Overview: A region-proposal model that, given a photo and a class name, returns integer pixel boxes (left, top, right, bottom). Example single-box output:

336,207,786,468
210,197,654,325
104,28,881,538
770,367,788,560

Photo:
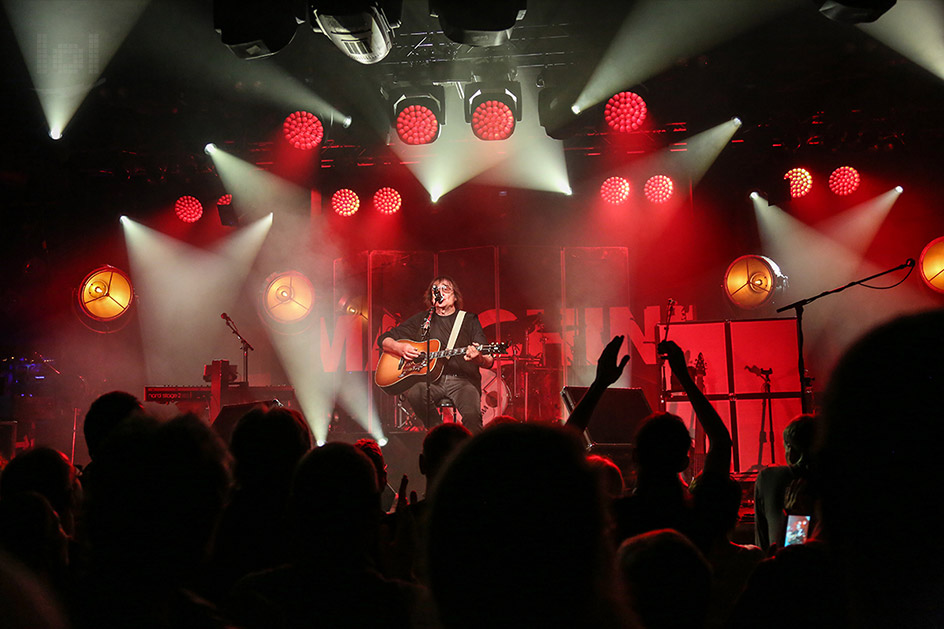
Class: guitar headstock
482,342,508,355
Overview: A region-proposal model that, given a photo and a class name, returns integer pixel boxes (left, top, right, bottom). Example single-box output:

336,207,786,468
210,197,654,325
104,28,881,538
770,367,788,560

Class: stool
437,397,457,423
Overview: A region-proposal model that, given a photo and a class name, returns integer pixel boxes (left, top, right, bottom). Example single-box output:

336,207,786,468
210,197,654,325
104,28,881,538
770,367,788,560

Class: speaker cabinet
561,386,653,445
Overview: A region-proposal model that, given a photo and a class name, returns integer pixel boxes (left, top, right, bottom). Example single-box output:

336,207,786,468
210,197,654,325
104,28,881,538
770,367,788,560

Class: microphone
906,258,915,268
221,313,232,322
432,285,443,304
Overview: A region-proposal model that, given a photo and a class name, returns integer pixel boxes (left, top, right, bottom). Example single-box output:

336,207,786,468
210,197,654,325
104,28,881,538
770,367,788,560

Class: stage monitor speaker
211,399,280,445
561,387,652,445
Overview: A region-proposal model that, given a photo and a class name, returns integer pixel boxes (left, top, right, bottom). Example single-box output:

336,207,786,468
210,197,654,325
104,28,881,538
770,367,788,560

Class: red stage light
600,177,630,205
332,189,360,216
373,187,401,214
217,194,233,206
175,195,203,222
644,175,674,204
471,100,515,141
604,91,647,132
283,111,324,150
784,168,813,198
396,105,439,145
828,166,860,196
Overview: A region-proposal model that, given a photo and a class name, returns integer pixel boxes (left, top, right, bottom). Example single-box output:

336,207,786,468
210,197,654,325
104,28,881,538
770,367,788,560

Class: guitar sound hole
413,354,427,365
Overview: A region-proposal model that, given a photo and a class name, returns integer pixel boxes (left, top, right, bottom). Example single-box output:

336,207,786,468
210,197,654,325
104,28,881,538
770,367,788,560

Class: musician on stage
378,276,493,433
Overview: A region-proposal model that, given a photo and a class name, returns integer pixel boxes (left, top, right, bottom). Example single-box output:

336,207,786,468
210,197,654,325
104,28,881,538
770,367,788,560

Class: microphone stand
224,317,255,384
776,259,914,413
421,300,436,426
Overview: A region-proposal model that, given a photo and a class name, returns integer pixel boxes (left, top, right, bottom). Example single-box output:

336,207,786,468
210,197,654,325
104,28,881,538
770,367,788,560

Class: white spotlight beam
752,198,937,374
815,189,900,257
673,118,742,185
859,2,944,81
207,146,311,216
5,0,149,137
574,0,795,114
122,217,270,384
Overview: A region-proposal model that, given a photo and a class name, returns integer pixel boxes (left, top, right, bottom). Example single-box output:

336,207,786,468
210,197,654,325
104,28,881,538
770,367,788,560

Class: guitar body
375,339,445,395
375,339,508,396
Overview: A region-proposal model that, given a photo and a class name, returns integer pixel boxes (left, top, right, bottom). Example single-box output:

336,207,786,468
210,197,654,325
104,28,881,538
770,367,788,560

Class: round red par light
644,175,674,204
373,187,401,214
175,195,203,222
332,189,360,216
396,105,439,145
283,111,324,150
828,166,860,196
604,91,647,132
471,100,515,141
600,177,630,205
784,168,813,198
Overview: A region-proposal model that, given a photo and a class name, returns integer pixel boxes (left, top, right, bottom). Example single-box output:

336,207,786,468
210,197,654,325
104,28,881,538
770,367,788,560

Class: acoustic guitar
375,339,508,395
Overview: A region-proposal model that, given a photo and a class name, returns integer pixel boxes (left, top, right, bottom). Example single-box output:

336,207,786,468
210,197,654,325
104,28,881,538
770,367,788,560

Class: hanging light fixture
723,255,788,309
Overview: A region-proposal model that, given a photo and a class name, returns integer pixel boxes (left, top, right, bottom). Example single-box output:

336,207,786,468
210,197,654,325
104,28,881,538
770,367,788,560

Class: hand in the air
595,335,630,387
657,340,687,375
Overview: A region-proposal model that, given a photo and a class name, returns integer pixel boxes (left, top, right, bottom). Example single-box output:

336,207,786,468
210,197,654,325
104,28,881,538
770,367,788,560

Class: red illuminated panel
283,111,324,150
784,167,813,198
828,166,860,196
604,91,647,132
471,100,515,141
332,189,360,216
600,176,630,205
643,175,674,204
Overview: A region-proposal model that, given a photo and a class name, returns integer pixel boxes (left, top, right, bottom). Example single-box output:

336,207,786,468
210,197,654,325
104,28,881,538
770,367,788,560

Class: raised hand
595,335,630,387
657,340,688,376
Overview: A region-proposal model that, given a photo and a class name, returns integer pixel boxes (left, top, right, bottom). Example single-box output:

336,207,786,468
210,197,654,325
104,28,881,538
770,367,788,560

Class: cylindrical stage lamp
919,236,944,293
75,265,134,332
723,255,788,309
261,270,315,332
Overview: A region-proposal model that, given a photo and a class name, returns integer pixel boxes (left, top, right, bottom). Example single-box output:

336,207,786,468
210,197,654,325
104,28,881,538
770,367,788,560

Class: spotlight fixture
260,270,315,332
214,0,300,59
784,168,813,198
373,187,401,214
464,81,522,141
175,196,204,223
332,189,360,216
308,0,402,64
337,295,367,319
723,255,788,309
75,265,134,332
600,177,630,205
919,236,944,293
828,166,860,196
388,84,445,145
217,194,240,226
283,111,324,150
430,0,526,46
604,91,648,133
643,175,674,204
817,0,895,24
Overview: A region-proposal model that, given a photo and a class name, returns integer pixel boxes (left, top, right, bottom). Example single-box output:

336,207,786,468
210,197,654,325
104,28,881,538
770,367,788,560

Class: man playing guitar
378,276,494,433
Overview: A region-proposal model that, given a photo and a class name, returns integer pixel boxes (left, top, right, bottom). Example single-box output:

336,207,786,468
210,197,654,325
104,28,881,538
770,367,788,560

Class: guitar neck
430,345,475,359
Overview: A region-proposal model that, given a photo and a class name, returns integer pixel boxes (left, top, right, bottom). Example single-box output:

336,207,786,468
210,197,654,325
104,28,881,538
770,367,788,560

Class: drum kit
480,313,564,425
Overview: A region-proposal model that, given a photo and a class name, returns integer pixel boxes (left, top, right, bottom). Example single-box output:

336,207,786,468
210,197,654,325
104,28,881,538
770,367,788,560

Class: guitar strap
446,311,466,351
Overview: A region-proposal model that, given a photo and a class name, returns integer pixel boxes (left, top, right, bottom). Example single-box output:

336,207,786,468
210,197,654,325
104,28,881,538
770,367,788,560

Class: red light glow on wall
600,176,631,205
828,166,860,196
784,168,813,198
643,175,674,204
175,196,203,223
283,111,324,150
332,189,360,216
604,91,647,132
396,105,439,145
471,100,515,140
373,187,402,214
